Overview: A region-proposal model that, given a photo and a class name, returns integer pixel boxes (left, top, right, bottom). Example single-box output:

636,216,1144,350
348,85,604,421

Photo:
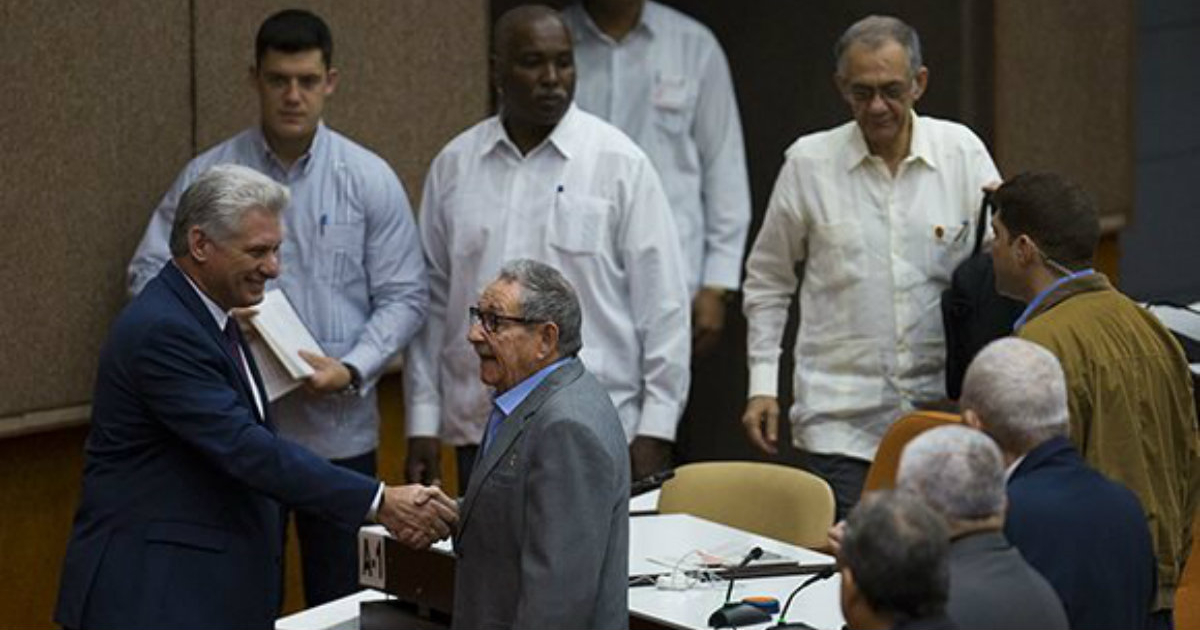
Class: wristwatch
341,362,363,396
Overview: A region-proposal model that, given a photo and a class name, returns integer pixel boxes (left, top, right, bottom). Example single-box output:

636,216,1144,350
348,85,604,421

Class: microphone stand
770,566,837,629
707,547,770,628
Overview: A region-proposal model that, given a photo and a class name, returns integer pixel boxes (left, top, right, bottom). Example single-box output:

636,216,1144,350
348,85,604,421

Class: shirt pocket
807,221,868,292
548,193,612,256
925,219,973,281
651,74,693,136
317,222,366,283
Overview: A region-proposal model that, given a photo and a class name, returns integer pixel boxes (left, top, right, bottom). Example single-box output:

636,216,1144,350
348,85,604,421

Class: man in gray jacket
452,259,629,630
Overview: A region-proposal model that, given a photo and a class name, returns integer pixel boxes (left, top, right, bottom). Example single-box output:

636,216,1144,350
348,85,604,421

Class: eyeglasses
468,306,543,334
846,81,911,104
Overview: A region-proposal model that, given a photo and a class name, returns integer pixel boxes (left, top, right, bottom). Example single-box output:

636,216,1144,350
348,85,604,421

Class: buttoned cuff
748,362,780,399
406,402,442,438
702,256,743,292
342,346,389,395
636,399,681,442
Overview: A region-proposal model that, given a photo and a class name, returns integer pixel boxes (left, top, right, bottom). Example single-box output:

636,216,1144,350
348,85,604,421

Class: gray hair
961,338,1069,455
897,425,1006,522
497,259,583,356
842,490,950,620
834,15,923,78
169,164,289,256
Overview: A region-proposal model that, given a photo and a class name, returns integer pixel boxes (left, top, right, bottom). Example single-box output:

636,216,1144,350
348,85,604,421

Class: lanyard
1013,268,1096,331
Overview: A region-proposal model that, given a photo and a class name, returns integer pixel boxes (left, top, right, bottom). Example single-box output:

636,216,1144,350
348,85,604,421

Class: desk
628,514,843,630
281,514,844,630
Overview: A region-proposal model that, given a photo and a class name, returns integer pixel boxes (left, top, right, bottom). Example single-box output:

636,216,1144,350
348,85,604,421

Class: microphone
770,565,838,629
631,468,675,496
708,547,770,628
723,547,764,602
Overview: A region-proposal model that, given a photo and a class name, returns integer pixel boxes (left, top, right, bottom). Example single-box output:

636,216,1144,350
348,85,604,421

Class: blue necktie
482,406,505,454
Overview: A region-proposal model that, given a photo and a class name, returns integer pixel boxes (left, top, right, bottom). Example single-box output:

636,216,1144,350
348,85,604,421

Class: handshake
377,484,460,549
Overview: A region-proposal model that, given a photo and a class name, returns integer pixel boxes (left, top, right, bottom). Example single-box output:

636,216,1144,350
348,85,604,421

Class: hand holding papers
248,289,323,401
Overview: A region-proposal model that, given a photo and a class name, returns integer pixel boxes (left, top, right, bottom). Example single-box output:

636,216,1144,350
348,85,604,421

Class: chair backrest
657,461,835,549
1176,510,1200,629
862,411,963,493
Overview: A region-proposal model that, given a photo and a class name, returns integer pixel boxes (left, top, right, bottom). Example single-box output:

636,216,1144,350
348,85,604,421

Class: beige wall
994,0,1135,233
0,2,485,627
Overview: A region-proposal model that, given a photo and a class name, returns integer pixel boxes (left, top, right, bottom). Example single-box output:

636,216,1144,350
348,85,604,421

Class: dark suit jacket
452,359,630,630
54,263,378,630
946,530,1069,630
1005,436,1156,630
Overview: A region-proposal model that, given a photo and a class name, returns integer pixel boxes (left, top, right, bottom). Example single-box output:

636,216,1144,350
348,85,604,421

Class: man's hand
298,350,352,394
741,395,780,455
630,436,673,481
405,437,443,486
377,484,459,549
692,288,728,358
827,519,846,560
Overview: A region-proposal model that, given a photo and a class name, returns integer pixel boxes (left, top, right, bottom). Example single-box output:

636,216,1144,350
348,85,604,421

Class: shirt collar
251,121,327,176
843,110,936,171
492,356,573,417
174,260,230,331
484,103,580,161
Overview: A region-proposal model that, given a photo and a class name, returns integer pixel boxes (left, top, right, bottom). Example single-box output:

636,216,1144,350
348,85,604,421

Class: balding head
897,426,1007,527
961,338,1069,456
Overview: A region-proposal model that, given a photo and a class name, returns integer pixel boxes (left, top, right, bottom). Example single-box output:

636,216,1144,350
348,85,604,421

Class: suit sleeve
513,419,621,627
134,318,377,528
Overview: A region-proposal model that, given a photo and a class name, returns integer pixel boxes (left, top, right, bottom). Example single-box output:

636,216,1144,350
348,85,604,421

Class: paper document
249,289,324,400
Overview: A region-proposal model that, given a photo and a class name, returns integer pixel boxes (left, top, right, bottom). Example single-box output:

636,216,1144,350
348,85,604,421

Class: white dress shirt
743,113,999,460
405,104,691,445
562,2,750,294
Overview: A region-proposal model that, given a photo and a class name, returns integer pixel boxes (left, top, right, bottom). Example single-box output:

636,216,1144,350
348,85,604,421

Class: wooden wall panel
192,0,488,197
0,1,192,419
994,0,1135,232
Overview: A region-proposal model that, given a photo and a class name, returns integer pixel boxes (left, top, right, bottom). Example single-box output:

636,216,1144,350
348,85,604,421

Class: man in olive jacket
990,171,1198,621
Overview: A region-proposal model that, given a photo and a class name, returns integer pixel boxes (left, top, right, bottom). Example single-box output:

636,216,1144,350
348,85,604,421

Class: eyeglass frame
468,306,545,334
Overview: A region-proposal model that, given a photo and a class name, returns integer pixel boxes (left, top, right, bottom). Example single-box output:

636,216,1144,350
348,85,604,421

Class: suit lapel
457,360,585,536
160,263,268,424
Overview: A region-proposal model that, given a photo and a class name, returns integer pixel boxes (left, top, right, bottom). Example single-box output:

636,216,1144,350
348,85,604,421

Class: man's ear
324,67,340,97
911,66,929,101
1014,234,1040,267
538,321,560,359
962,408,983,430
189,226,212,263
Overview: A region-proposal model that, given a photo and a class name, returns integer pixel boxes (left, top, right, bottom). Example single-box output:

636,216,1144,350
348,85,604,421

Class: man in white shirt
561,0,750,356
404,5,690,486
741,15,999,518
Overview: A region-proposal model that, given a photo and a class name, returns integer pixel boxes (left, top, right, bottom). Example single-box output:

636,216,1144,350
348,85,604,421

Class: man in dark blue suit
55,164,457,630
961,337,1156,630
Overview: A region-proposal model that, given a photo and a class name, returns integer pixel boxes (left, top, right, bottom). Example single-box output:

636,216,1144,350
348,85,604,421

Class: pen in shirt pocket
952,220,969,243
320,213,327,237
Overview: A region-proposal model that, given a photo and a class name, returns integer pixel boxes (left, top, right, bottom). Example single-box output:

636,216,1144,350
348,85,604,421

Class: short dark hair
993,171,1100,270
255,9,333,68
841,490,950,621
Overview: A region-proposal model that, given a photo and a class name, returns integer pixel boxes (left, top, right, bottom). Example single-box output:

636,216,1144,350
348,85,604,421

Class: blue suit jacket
1005,436,1156,630
55,263,378,630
